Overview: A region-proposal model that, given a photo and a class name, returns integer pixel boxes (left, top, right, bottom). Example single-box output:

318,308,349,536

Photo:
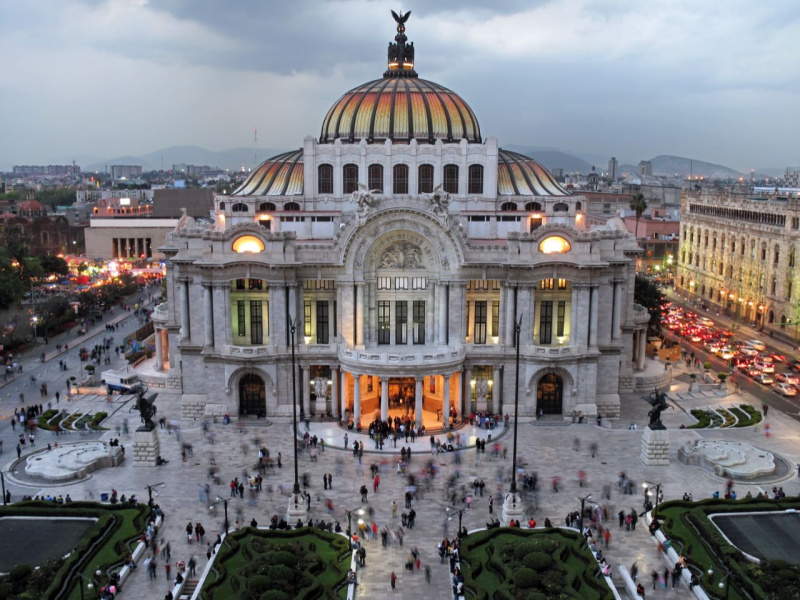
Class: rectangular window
250,300,263,344
395,277,408,290
539,300,553,345
530,218,543,232
236,278,245,290
558,279,567,290
411,277,427,290
249,278,263,290
556,300,566,337
316,301,329,344
304,300,312,337
491,301,500,337
333,300,337,339
265,300,269,336
539,279,555,290
396,301,408,344
237,300,246,337
413,300,425,344
377,277,392,290
378,301,391,345
465,301,470,338
474,300,487,344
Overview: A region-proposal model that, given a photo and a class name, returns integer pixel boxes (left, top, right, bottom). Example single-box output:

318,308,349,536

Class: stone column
353,374,361,425
464,366,473,415
438,282,448,345
203,283,214,348
426,285,435,344
518,286,532,346
213,283,227,350
179,278,190,341
381,378,389,422
506,285,516,346
637,330,647,371
570,286,579,345
415,377,423,427
288,284,297,324
356,282,365,347
301,366,310,416
442,374,451,428
578,285,591,348
589,285,599,348
611,281,622,341
154,327,163,371
493,366,502,415
331,367,340,418
466,299,474,341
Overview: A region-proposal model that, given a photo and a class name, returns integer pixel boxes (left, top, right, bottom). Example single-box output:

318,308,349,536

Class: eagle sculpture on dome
391,10,411,25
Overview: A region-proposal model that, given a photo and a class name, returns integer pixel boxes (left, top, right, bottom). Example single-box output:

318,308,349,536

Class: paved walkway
2,362,799,599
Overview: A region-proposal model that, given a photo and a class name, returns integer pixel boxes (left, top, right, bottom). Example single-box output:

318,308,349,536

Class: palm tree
629,192,648,239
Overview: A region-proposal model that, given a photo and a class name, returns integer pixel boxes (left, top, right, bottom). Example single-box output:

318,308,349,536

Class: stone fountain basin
24,442,124,482
678,440,775,479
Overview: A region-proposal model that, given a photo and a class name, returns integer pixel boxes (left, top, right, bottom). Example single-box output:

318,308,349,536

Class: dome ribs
367,77,394,141
278,150,305,196
349,79,384,141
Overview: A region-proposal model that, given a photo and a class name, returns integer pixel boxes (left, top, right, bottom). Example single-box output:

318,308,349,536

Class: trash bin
100,493,109,502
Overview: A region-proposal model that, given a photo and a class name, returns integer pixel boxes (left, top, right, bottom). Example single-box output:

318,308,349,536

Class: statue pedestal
315,399,328,415
287,491,308,525
132,428,160,467
501,491,524,526
641,427,670,466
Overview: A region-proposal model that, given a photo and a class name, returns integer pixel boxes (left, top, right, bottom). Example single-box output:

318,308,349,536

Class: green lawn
200,527,352,600
0,501,151,600
458,527,614,600
658,498,800,600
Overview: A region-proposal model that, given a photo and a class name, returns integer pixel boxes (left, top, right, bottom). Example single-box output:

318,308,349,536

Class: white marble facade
156,26,646,424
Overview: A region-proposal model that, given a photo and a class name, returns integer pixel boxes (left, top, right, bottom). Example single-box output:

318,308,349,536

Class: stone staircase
179,578,199,599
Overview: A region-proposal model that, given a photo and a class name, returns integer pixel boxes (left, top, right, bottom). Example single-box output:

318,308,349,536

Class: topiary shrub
9,564,32,584
523,551,552,572
266,564,294,585
514,567,539,589
260,590,290,600
247,575,272,596
272,550,298,568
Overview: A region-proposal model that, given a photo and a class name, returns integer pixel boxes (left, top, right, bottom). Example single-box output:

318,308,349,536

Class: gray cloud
0,0,797,172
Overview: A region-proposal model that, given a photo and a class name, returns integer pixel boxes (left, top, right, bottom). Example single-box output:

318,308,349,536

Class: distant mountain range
82,145,287,173
35,144,784,181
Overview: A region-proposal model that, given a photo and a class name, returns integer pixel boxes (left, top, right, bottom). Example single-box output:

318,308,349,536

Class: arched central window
443,164,459,194
418,164,434,194
343,164,359,194
368,164,384,192
393,164,409,194
501,202,517,211
318,164,333,194
468,164,484,195
231,202,248,213
526,201,542,211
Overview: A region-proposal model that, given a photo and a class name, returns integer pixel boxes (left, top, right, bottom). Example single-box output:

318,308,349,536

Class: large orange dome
319,77,481,144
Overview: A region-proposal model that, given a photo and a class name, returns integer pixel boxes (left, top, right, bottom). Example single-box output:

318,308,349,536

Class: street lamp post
210,497,230,533
502,317,524,526
0,471,13,506
643,481,662,519
707,567,732,600
446,505,465,537
145,482,165,509
72,569,102,600
287,317,307,524
344,507,364,550
577,494,593,534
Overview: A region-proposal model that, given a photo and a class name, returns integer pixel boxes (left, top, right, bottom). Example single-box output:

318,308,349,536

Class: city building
676,190,800,342
109,165,143,179
638,161,653,177
12,164,81,176
608,157,618,182
621,174,682,211
153,15,647,425
785,168,799,187
83,189,212,260
586,166,599,191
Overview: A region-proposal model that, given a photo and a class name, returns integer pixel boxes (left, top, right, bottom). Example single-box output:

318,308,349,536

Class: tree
39,254,69,277
634,274,664,332
629,192,648,239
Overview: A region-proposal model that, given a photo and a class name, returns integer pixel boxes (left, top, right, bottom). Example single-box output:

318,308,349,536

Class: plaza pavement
2,354,800,600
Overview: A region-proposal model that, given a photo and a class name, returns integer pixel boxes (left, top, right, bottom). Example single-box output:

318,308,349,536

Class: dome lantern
384,10,417,78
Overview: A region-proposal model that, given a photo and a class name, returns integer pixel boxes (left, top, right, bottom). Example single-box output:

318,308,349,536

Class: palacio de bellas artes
156,13,647,430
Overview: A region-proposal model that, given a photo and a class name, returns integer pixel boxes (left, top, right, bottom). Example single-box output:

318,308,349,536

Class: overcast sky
1,0,797,172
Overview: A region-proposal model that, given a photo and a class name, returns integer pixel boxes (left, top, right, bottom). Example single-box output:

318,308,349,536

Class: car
769,353,786,362
717,348,736,360
690,333,704,343
774,372,799,385
705,342,722,353
746,340,766,351
698,317,714,327
772,382,797,396
740,347,759,358
755,362,775,373
718,329,734,338
758,353,774,363
753,373,774,385
743,366,762,378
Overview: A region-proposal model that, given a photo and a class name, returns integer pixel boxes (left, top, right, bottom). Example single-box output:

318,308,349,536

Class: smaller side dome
497,150,568,197
20,199,44,211
232,149,303,196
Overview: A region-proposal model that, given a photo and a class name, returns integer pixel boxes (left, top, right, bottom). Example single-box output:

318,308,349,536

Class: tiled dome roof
319,77,481,144
20,199,44,211
497,150,569,196
231,150,303,197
